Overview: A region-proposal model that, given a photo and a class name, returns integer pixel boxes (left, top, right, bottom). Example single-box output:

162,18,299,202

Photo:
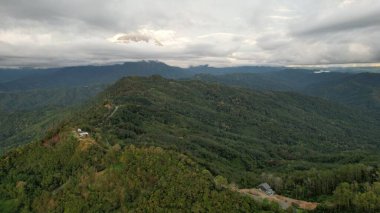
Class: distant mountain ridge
0,61,185,91
305,72,380,110
195,71,380,111
2,61,379,113
0,61,288,91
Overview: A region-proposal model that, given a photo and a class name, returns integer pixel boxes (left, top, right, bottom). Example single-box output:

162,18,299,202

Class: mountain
305,72,380,111
0,61,289,92
187,65,285,75
71,77,380,197
195,69,352,91
1,76,380,212
0,68,55,83
0,61,193,151
195,71,380,112
0,107,67,153
3,63,379,156
0,85,105,112
1,129,278,212
0,61,186,91
2,62,378,93
0,85,107,153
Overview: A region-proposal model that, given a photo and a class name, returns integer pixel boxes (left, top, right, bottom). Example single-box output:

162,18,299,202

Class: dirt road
238,188,318,210
107,105,119,119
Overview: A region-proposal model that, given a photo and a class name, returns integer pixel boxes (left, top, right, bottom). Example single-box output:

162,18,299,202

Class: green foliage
2,75,380,211
305,73,380,111
0,85,105,153
315,181,380,212
0,85,105,112
214,175,228,189
0,107,68,153
260,164,378,200
76,76,380,189
195,71,380,112
0,130,284,212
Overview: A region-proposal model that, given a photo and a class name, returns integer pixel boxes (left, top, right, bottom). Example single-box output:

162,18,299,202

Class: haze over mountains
0,61,287,91
1,61,380,111
1,61,380,153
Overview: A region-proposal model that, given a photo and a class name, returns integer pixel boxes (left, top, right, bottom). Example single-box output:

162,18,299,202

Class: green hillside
0,108,68,154
194,71,380,112
0,85,105,112
1,76,380,212
72,77,380,197
0,129,282,212
0,85,106,153
305,73,380,111
194,70,350,92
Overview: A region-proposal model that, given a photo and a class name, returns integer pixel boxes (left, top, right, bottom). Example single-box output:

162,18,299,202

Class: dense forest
195,71,380,112
73,76,379,211
0,108,66,153
0,128,284,212
1,67,380,212
0,85,105,153
0,86,105,112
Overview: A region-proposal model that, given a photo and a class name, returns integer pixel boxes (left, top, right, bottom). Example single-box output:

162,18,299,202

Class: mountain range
1,61,380,212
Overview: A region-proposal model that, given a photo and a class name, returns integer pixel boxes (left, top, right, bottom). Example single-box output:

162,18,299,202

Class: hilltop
1,128,280,212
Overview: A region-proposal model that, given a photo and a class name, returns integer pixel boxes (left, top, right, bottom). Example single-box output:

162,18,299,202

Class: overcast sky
0,0,380,68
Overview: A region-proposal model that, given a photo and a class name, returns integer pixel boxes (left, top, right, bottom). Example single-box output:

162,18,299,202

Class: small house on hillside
258,183,275,195
77,128,89,138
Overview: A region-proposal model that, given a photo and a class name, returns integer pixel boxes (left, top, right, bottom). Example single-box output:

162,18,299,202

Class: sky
0,0,380,68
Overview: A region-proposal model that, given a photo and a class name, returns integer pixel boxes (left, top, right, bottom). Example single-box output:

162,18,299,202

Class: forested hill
78,76,380,212
1,129,279,212
195,71,380,111
0,85,106,153
0,86,105,112
74,77,380,193
1,76,380,212
304,72,380,111
194,69,351,91
0,61,185,91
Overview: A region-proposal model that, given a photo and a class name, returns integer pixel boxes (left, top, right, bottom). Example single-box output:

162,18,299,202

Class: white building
77,128,89,137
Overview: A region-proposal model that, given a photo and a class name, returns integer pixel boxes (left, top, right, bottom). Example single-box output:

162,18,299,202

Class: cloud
296,10,380,36
0,0,379,67
109,32,163,46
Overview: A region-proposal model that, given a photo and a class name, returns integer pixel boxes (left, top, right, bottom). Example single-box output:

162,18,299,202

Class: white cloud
0,0,379,67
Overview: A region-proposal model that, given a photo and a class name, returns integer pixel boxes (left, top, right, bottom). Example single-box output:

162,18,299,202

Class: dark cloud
296,10,380,36
114,33,163,46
